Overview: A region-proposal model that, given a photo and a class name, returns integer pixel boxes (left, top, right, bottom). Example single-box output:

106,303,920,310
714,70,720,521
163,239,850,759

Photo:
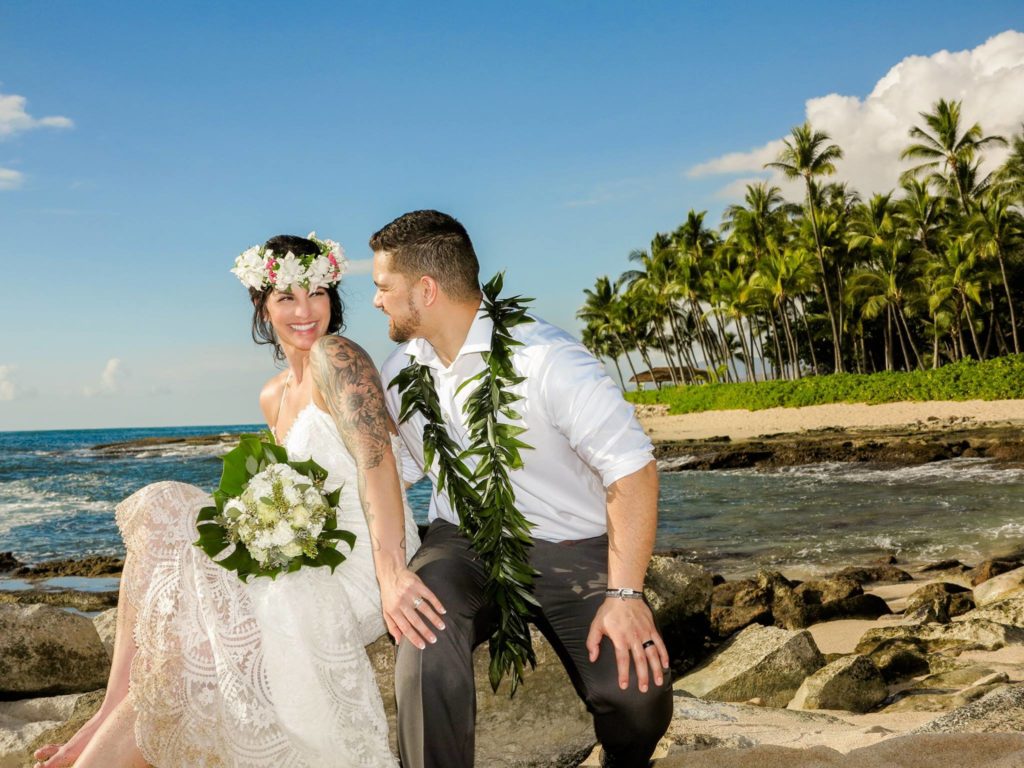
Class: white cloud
83,358,127,397
689,30,1024,200
0,91,73,139
0,366,17,401
0,167,23,190
346,258,374,276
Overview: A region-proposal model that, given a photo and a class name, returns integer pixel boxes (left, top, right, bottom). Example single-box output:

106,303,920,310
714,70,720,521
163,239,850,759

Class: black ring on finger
642,639,656,649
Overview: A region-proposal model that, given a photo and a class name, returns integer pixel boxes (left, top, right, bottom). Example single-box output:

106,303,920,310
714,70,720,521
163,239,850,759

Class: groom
373,210,673,768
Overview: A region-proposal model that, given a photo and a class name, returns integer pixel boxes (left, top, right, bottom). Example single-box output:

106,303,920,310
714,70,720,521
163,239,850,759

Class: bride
33,234,445,768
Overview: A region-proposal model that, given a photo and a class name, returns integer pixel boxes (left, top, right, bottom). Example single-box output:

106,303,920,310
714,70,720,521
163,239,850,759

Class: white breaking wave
752,458,1024,486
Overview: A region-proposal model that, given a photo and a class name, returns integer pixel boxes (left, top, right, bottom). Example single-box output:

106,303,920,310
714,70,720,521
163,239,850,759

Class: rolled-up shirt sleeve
537,342,654,487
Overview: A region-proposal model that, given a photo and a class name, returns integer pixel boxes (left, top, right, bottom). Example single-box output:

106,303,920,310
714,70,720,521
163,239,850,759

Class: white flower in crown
231,232,347,292
231,246,267,290
274,252,305,292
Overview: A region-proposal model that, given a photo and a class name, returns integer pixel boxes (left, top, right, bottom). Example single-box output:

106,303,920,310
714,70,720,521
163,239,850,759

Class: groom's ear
420,275,441,307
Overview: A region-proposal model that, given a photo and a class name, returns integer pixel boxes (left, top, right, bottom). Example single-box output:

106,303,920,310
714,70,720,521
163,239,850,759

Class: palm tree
577,276,640,385
997,124,1024,204
969,193,1024,353
766,122,846,371
901,98,1006,213
930,237,986,360
847,194,926,370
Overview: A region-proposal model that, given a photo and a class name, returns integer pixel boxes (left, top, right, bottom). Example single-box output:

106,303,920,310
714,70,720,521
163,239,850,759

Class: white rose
281,541,304,559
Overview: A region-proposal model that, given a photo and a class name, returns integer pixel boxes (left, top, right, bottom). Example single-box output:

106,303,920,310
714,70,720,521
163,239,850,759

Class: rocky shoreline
5,552,1024,766
654,421,1024,472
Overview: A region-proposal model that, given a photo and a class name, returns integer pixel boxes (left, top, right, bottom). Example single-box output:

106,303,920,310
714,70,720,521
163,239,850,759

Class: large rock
829,564,913,585
92,608,118,660
676,624,825,708
0,692,97,768
968,558,1023,587
962,597,1024,629
788,654,887,713
881,666,1007,714
368,628,595,767
975,566,1024,606
903,582,975,624
0,605,110,696
865,637,930,682
914,682,1024,734
855,618,1024,657
644,556,714,674
711,604,771,638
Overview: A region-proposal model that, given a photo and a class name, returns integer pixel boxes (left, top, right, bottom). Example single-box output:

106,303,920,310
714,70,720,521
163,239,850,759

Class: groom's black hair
249,234,345,362
369,210,481,302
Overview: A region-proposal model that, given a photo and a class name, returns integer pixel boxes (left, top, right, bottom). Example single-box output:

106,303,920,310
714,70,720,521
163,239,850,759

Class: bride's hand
378,565,446,650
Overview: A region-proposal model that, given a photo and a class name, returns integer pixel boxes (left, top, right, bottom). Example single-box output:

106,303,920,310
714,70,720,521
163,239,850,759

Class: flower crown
232,232,347,293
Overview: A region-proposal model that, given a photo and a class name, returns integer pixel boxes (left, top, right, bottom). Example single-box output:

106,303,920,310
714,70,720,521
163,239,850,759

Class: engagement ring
413,597,423,609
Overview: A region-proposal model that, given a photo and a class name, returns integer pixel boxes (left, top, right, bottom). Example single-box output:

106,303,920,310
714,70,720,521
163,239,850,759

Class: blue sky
1,1,1021,430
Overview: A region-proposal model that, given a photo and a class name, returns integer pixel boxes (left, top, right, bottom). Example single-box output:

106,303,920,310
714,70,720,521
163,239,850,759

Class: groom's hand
378,565,446,650
586,598,669,693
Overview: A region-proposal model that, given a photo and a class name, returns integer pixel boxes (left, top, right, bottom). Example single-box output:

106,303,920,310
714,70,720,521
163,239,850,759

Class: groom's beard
388,300,422,343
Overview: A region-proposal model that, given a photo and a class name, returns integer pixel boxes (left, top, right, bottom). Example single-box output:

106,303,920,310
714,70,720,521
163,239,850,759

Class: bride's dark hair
250,234,345,361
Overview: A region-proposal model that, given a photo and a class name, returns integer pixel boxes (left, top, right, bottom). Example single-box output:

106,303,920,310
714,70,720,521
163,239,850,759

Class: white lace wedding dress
116,404,417,768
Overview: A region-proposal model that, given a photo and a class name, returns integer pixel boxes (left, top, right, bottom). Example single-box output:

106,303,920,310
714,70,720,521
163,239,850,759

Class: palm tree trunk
612,332,641,389
796,301,820,373
963,300,983,359
804,180,844,373
781,303,801,378
996,248,1020,354
652,324,679,386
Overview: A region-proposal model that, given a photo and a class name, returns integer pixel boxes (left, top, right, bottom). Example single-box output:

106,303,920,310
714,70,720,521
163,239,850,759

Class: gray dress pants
395,519,673,768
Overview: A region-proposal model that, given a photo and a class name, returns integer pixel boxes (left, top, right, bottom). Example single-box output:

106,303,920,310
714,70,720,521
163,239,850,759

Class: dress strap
272,370,293,439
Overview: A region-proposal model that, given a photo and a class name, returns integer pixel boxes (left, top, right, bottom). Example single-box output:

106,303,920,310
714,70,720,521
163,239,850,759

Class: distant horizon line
0,421,266,436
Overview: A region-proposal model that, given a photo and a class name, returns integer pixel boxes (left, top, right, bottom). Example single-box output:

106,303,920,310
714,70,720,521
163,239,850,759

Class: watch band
605,587,644,600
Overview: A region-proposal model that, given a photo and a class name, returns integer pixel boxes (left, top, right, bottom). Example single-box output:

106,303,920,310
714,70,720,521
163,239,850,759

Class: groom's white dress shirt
381,307,654,542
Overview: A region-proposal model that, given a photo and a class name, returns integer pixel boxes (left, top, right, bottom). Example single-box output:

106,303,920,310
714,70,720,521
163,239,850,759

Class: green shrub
626,355,1024,414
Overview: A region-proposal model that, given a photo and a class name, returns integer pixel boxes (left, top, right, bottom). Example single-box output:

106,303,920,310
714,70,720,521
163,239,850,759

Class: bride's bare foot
32,711,104,768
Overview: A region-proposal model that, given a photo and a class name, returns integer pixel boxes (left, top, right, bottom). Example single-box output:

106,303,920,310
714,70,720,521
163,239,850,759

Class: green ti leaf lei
391,273,538,694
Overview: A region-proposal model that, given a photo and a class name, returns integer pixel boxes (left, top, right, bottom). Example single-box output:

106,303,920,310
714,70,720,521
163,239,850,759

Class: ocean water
2,425,1024,577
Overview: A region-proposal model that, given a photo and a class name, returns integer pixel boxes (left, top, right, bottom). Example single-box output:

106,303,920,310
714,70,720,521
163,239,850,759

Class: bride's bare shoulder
258,370,290,424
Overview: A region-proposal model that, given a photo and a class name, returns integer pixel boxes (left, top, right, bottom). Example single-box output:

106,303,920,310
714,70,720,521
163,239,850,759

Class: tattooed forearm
310,336,391,470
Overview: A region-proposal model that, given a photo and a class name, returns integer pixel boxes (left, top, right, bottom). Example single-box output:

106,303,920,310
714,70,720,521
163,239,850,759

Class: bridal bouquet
195,435,355,580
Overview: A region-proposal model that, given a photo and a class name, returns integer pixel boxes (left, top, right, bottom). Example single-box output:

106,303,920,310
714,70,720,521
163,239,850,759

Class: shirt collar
405,302,492,370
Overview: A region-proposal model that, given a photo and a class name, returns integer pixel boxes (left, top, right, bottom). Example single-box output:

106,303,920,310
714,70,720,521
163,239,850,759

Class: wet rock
676,624,825,708
644,556,714,674
855,618,1024,657
828,564,913,585
919,559,970,573
794,578,861,606
788,654,888,713
13,556,124,579
0,589,119,613
0,552,21,573
866,638,930,682
905,582,974,621
968,558,1023,587
0,605,110,696
975,566,1024,606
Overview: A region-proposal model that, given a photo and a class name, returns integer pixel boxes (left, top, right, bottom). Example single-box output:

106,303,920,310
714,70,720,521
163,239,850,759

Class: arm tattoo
311,336,390,471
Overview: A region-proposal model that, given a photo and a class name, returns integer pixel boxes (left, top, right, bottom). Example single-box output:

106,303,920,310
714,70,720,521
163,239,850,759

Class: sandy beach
638,399,1024,443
